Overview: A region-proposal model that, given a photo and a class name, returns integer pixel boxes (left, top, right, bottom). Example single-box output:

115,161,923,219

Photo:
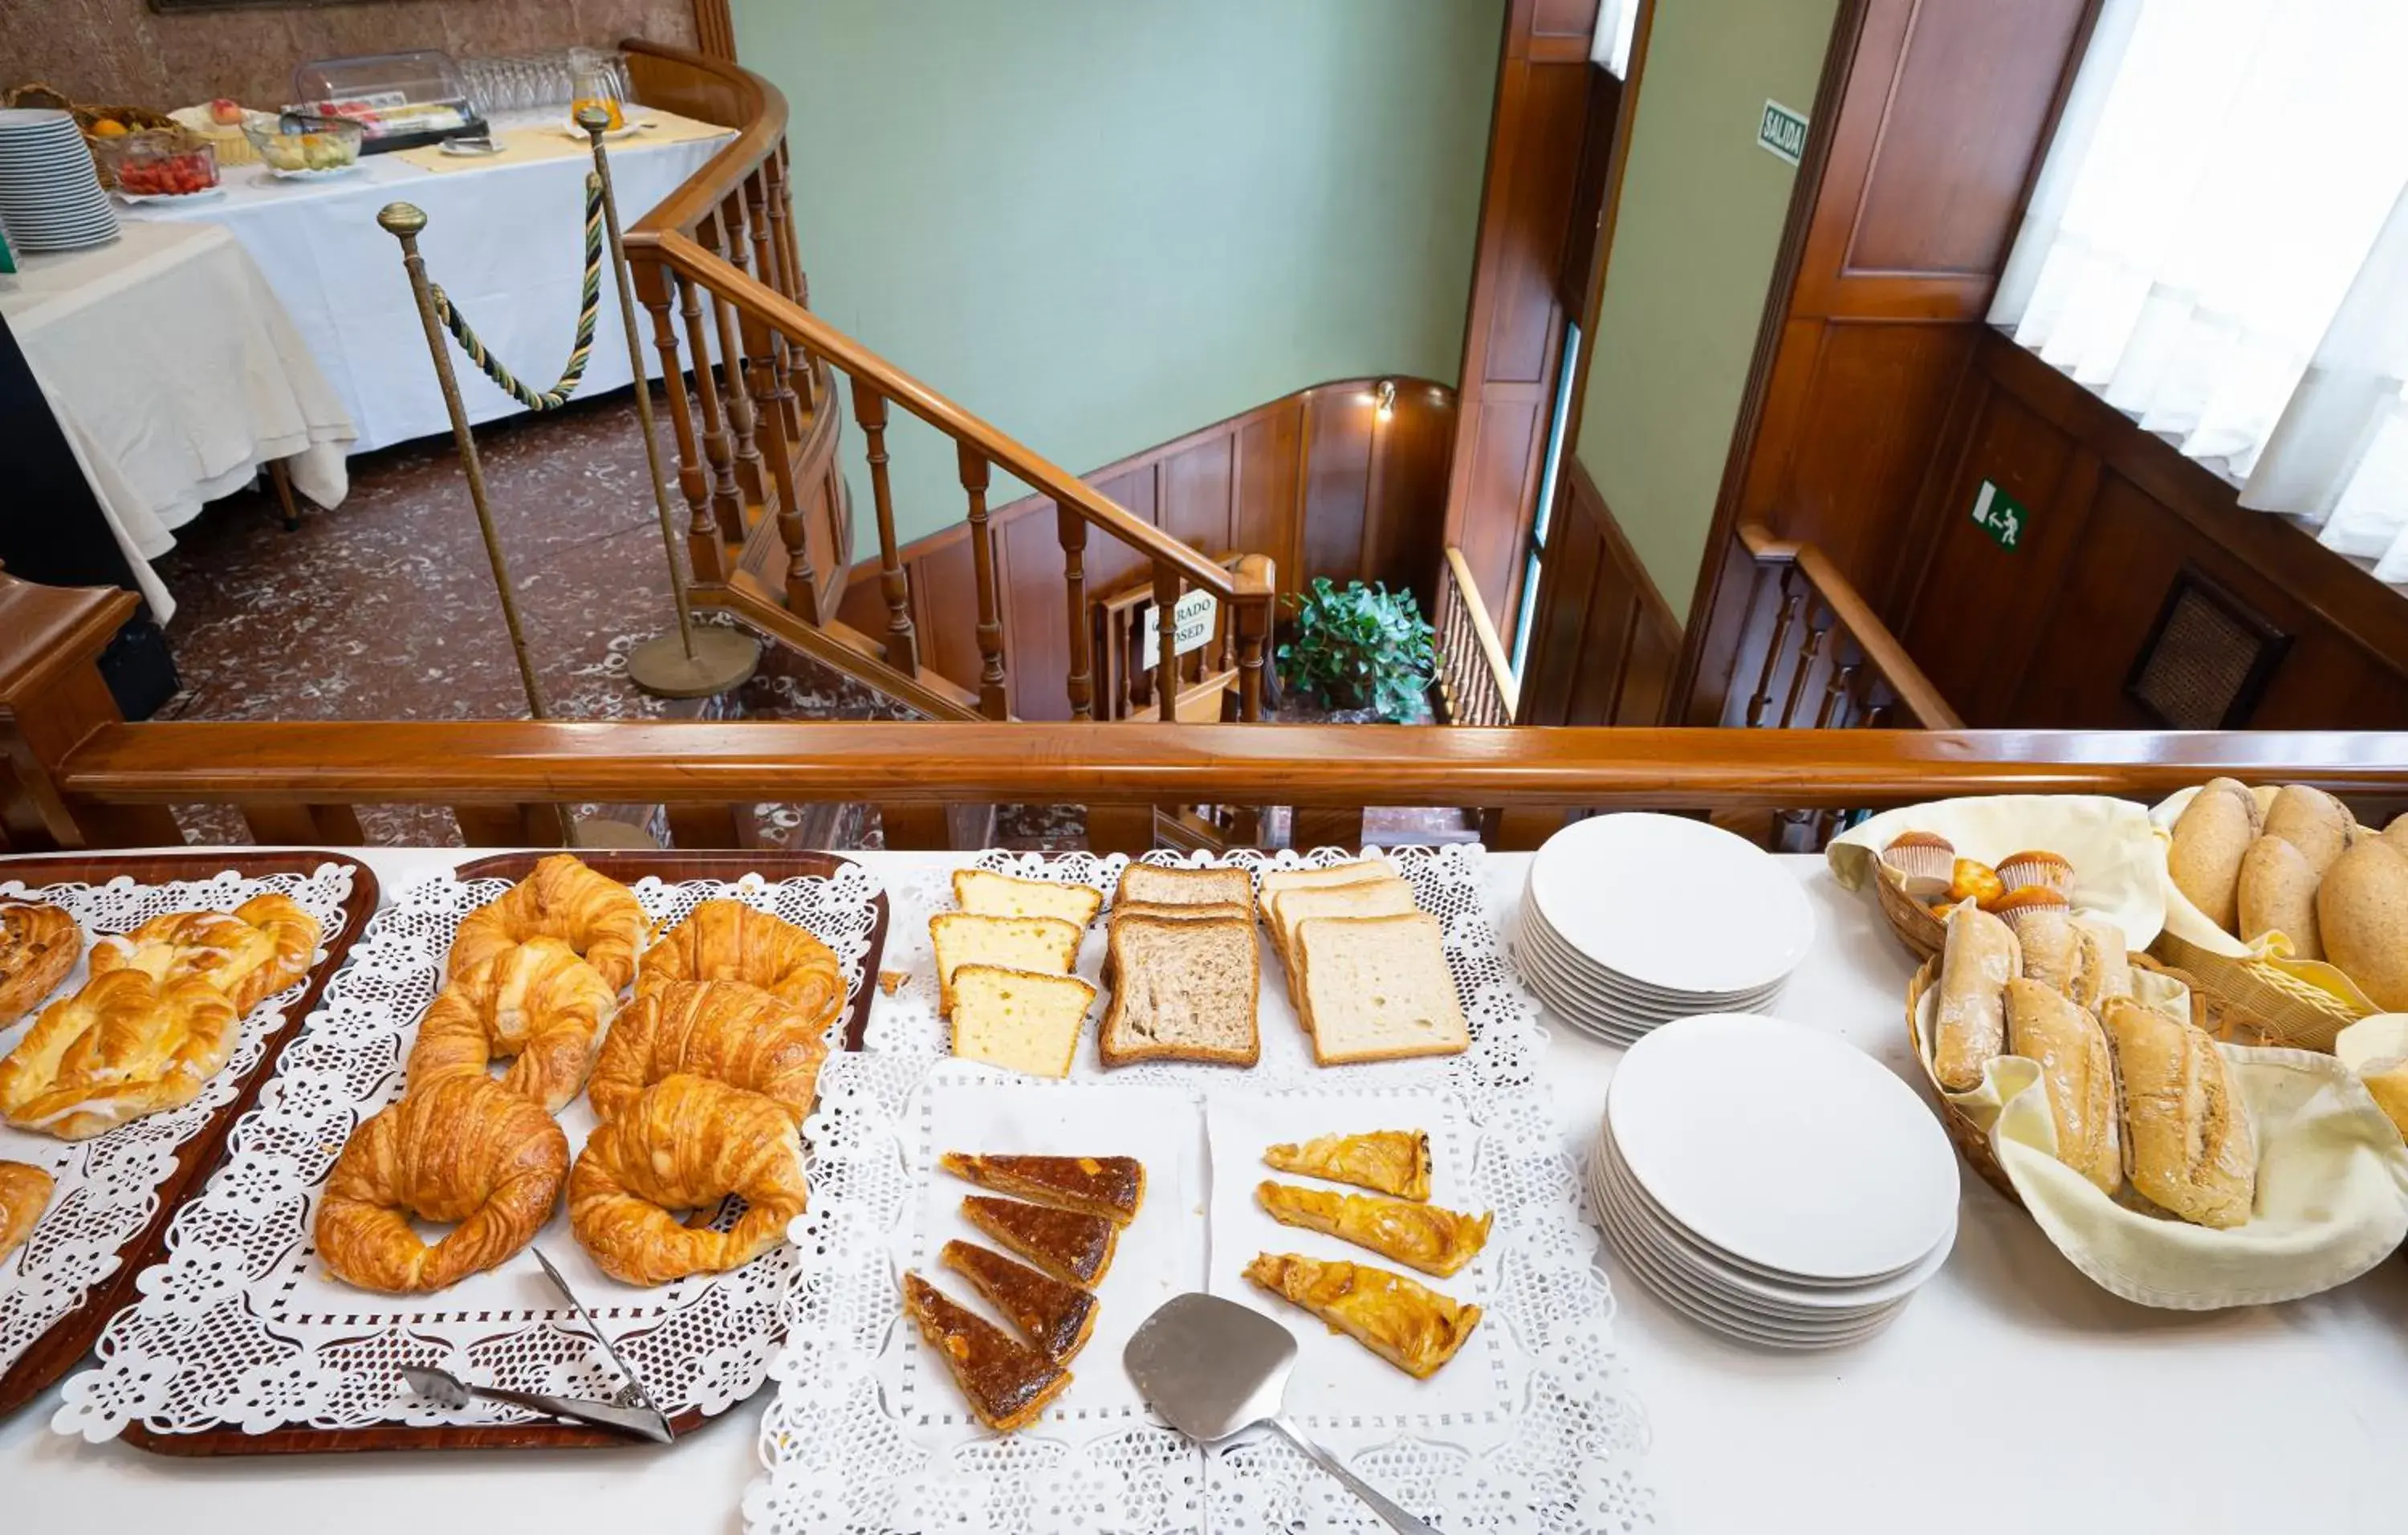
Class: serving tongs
398,1247,673,1443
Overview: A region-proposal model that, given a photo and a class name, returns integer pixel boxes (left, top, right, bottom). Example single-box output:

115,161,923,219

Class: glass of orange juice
568,48,624,133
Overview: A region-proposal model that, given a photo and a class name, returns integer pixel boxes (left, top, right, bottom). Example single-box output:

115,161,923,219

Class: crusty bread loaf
2101,998,2255,1228
1099,914,1259,1067
2070,918,2133,1010
2168,781,2258,933
2236,834,2324,960
2010,907,2081,995
2260,785,2353,877
929,914,1081,1018
2317,838,2408,1011
949,966,1096,1078
1296,913,1468,1066
1115,864,1255,916
1933,904,2018,1092
2005,979,2121,1195
953,869,1103,928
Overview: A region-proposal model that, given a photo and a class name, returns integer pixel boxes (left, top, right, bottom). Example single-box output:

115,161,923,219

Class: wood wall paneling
1517,460,1679,730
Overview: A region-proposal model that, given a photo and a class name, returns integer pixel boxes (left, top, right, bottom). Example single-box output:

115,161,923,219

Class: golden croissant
636,899,844,1025
91,894,319,1016
315,1073,570,1293
586,979,829,1127
570,1073,808,1285
408,937,616,1111
1,1159,55,1263
0,967,242,1139
0,903,83,1027
449,854,647,992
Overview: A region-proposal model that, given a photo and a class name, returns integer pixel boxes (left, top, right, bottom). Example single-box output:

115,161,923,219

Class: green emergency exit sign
1758,100,1808,165
1971,479,2028,551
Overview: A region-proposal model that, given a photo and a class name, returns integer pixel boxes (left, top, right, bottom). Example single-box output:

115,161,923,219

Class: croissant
1,1159,55,1263
91,894,319,1015
449,854,647,992
315,1073,569,1293
636,899,844,1026
569,1073,808,1285
0,903,82,1026
586,979,829,1126
408,937,616,1111
0,967,242,1139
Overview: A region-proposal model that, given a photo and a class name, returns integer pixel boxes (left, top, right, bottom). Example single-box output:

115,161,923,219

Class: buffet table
123,110,735,454
4,845,2405,1533
0,220,354,622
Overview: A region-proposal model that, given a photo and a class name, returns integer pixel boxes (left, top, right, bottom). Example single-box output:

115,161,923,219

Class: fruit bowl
243,114,364,177
94,128,221,198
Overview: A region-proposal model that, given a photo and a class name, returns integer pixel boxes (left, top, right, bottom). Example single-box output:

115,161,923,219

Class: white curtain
1989,0,2408,580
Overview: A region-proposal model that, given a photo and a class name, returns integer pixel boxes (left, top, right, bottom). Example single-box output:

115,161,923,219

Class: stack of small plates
0,108,120,254
1512,812,1815,1044
1588,1013,1959,1349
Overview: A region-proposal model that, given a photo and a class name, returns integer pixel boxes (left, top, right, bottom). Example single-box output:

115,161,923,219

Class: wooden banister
1438,546,1519,727
1739,521,1960,730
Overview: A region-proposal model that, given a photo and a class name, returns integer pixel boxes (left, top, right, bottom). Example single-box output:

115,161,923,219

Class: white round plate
1606,1013,1959,1281
112,184,223,205
555,117,656,140
261,161,363,181
1513,931,1779,1023
1526,813,1814,993
1519,895,1792,1004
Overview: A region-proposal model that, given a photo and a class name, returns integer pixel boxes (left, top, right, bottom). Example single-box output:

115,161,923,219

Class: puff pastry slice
1261,1129,1431,1201
1243,1252,1481,1379
939,1151,1145,1225
1255,1180,1491,1277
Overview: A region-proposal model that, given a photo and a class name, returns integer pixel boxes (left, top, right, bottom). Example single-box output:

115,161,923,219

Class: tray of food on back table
740,845,1645,1535
0,849,379,1419
54,849,888,1453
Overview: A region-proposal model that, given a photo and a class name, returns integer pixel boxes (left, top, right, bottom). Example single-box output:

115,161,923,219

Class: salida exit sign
1970,479,2028,551
1757,100,1808,165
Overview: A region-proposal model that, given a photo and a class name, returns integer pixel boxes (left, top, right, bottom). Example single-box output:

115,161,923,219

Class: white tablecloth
1,221,355,623
3,847,2404,1533
124,117,734,454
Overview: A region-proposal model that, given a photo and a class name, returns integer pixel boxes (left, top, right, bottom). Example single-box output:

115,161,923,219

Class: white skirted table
2,846,2403,1533
0,219,354,622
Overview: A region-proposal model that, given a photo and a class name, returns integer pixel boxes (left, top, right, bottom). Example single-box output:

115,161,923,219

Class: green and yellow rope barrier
424,169,607,411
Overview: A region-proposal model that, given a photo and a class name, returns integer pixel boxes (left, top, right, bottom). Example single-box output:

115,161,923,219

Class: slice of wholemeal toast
1099,914,1259,1067
1296,912,1467,1065
1115,863,1255,917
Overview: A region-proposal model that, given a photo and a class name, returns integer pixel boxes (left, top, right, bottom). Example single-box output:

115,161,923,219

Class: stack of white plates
1512,812,1814,1044
1587,1013,1959,1349
0,108,119,254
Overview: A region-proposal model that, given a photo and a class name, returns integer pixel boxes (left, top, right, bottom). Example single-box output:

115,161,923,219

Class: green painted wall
1572,0,1837,625
734,0,1502,542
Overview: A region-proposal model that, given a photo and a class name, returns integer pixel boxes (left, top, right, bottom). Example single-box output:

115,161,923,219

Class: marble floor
154,390,1470,851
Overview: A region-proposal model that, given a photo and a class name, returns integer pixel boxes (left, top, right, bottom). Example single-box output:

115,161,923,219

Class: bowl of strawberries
96,128,221,200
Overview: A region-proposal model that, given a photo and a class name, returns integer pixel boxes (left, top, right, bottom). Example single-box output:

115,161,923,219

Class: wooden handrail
621,40,783,239
1442,545,1520,722
54,721,2408,808
1739,520,1962,730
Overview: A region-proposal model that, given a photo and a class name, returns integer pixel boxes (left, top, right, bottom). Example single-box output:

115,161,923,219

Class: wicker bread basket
1872,863,1946,961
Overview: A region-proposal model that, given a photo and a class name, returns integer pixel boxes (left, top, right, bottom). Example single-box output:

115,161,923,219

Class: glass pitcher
567,47,624,132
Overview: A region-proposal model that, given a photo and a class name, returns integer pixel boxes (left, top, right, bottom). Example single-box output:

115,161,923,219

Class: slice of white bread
1116,863,1255,916
930,913,1082,1017
954,868,1104,927
1258,859,1397,926
1270,877,1418,969
950,965,1096,1078
1100,914,1259,1067
1296,913,1468,1065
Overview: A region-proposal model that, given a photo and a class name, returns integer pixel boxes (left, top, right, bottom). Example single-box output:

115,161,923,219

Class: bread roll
1933,905,2019,1092
2240,781,2276,829
2071,918,2133,1009
2260,786,2352,877
2006,979,2121,1195
2010,907,2081,994
2101,999,2255,1228
2317,839,2408,1011
2235,834,2324,960
2168,782,2256,933
2385,812,2408,858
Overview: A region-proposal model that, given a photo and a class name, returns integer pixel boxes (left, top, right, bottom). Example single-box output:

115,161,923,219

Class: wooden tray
0,849,381,1420
122,849,886,1456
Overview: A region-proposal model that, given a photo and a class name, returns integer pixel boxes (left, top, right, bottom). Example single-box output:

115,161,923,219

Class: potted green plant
1275,576,1437,723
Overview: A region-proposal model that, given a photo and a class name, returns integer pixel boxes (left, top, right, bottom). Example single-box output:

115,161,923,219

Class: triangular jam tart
901,1272,1071,1432
959,1195,1117,1286
1262,1129,1430,1201
939,1151,1146,1225
941,1239,1100,1362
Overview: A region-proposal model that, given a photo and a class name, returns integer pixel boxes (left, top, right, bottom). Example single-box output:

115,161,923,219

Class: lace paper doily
0,863,360,1387
746,846,1655,1534
55,863,882,1442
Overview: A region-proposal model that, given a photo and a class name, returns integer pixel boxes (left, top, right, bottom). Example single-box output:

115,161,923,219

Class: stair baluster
1233,553,1273,723
1059,504,1093,721
674,266,745,546
631,265,719,582
849,381,921,676
1152,561,1181,723
958,447,1011,719
741,166,805,451
710,196,767,510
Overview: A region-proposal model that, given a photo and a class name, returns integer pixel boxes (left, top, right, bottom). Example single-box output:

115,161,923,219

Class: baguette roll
2009,906,2081,995
1933,904,2019,1092
2070,918,2133,1009
2101,999,2255,1229
2005,979,2121,1195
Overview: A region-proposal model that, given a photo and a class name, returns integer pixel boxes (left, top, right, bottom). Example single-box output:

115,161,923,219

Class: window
1991,0,2408,580
1511,321,1581,679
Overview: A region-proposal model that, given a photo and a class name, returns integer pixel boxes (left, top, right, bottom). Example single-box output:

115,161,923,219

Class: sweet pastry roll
406,937,616,1111
91,894,319,1016
569,1073,808,1285
0,1159,55,1263
939,1238,1099,1362
938,1151,1145,1224
0,968,242,1139
1255,1181,1491,1277
586,979,829,1127
1946,858,2006,912
1263,1128,1431,1201
315,1073,569,1293
0,903,82,1026
633,898,844,1025
1932,904,2018,1093
448,854,647,992
2004,980,2120,1195
2101,999,2255,1229
1243,1252,1481,1379
901,1271,1071,1431
959,1195,1117,1286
